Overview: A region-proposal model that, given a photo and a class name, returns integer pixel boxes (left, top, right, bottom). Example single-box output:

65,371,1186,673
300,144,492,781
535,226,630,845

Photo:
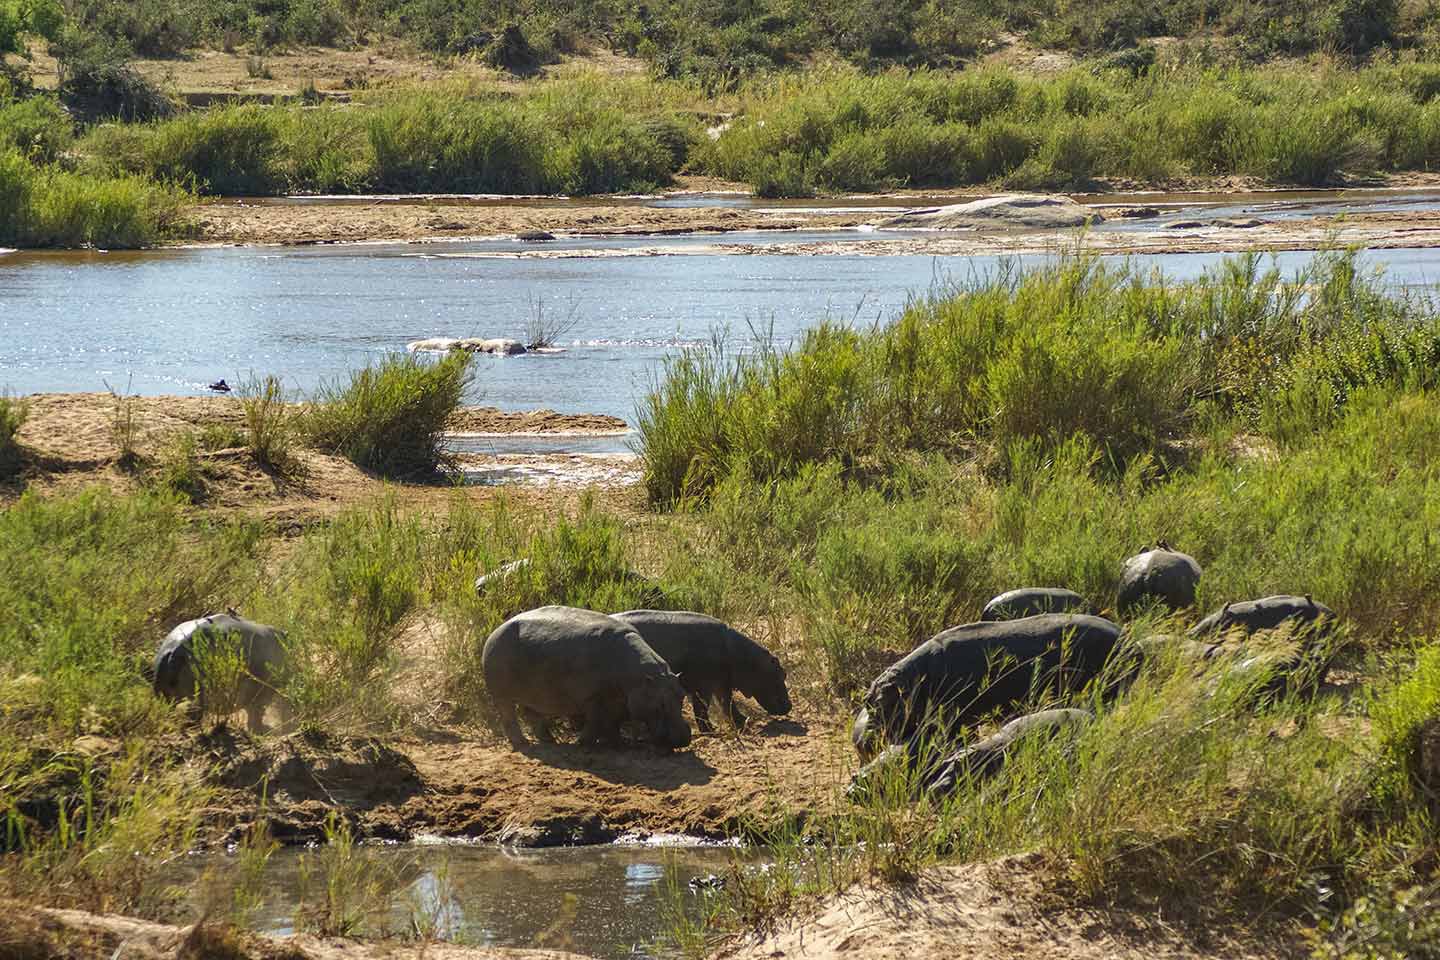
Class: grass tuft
305,352,473,480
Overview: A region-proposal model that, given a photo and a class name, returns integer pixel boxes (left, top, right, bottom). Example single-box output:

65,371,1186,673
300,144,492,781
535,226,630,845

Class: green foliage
0,96,73,164
0,488,258,736
638,250,1436,506
238,373,298,474
148,431,211,503
0,391,26,479
0,145,191,248
305,351,472,479
0,0,63,57
143,104,283,195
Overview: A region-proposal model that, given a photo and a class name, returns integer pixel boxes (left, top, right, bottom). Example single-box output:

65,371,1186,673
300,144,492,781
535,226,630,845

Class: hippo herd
148,542,1339,803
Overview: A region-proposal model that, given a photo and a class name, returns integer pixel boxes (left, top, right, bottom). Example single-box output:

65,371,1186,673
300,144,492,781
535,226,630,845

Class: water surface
164,840,747,959
4,230,1439,422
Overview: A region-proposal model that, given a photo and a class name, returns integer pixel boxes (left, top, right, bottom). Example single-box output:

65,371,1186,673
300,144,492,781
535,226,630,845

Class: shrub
0,391,27,478
143,105,283,195
238,374,298,474
306,352,473,479
0,96,74,164
54,30,174,122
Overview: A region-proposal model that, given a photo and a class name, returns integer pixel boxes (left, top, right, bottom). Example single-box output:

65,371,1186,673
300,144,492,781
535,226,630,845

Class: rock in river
879,194,1103,231
407,337,528,355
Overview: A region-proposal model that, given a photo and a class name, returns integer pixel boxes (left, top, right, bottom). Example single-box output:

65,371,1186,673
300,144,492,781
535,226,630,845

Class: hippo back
152,613,284,706
981,588,1092,622
861,614,1121,749
1187,595,1336,641
1117,548,1202,612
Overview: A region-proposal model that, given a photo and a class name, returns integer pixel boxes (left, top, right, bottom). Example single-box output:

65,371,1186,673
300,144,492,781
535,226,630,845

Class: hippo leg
577,696,624,747
244,697,269,734
520,706,556,744
720,689,747,730
687,686,714,733
497,700,528,748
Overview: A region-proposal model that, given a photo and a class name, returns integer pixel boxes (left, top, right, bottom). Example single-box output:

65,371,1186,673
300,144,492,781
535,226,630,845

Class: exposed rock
880,194,1103,231
406,337,528,355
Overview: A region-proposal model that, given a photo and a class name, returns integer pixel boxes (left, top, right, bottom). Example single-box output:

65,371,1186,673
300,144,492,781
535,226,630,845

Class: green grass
695,63,1440,194
305,351,473,479
0,147,192,248
637,249,1440,506
0,392,26,479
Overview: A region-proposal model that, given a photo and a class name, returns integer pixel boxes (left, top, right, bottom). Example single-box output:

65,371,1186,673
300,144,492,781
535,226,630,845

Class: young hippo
611,610,791,732
482,605,691,750
1117,542,1202,613
981,587,1094,622
152,613,288,732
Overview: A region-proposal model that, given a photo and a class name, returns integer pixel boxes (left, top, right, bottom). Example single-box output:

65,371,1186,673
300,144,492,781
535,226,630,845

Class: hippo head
152,646,199,707
742,650,792,716
851,706,881,760
628,672,691,750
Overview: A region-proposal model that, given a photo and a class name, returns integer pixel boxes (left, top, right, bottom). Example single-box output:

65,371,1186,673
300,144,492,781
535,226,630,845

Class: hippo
981,588,1093,622
857,613,1122,756
481,605,691,750
846,708,1091,802
152,613,288,732
1117,542,1202,613
611,610,791,732
1187,595,1336,641
925,708,1091,797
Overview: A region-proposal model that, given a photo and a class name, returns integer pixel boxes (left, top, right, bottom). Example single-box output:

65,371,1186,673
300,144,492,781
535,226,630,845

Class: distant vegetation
46,0,1440,82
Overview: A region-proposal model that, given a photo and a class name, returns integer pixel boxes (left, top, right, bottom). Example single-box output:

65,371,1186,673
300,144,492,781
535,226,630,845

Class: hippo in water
1117,542,1202,613
152,612,288,731
611,610,791,732
846,708,1091,802
482,606,691,750
981,588,1094,622
855,613,1122,758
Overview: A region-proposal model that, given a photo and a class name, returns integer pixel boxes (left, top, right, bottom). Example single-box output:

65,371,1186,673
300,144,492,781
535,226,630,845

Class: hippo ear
1305,594,1313,604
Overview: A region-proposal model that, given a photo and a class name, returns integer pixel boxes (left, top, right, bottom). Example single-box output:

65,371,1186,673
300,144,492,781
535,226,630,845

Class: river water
5,202,1440,421
163,839,749,958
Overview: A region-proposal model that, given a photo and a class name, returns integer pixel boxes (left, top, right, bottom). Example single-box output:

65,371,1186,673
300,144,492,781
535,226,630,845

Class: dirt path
195,707,851,846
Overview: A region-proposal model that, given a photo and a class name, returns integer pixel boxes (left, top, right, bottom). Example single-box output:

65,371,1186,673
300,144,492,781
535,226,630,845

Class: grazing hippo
852,707,878,760
981,588,1093,622
482,605,691,750
1187,595,1336,641
1117,542,1202,613
857,613,1122,756
925,708,1091,797
846,708,1091,802
152,613,288,732
611,610,791,732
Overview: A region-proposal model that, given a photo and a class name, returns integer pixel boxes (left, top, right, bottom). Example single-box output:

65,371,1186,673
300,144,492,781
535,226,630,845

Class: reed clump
305,351,473,479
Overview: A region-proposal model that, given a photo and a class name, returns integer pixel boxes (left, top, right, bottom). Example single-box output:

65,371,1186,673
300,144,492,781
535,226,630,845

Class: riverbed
4,217,1440,420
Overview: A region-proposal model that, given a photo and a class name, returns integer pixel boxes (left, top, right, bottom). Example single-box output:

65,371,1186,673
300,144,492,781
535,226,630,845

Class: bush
238,374,298,474
306,352,473,479
54,30,174,123
638,250,1431,505
0,148,192,248
143,105,283,195
0,391,27,478
0,96,74,164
